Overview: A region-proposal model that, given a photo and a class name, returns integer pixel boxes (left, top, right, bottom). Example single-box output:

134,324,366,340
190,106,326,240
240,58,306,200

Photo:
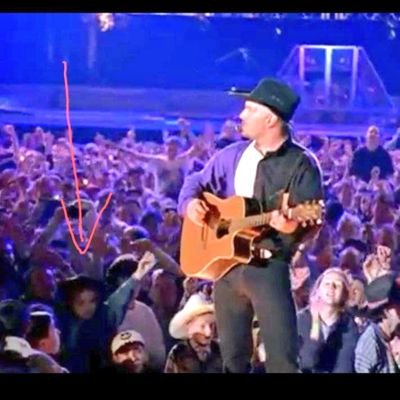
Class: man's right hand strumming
186,198,210,226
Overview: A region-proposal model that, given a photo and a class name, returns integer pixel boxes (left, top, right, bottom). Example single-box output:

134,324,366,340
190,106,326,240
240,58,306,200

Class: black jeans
214,259,299,373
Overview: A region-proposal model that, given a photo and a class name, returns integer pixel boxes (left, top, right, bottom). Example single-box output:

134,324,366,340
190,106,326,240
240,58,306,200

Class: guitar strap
256,152,304,214
279,152,305,210
271,153,302,209
285,153,304,192
253,152,305,258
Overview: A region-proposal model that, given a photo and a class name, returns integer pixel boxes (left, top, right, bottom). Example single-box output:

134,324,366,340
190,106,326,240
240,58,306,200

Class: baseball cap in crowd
111,330,145,355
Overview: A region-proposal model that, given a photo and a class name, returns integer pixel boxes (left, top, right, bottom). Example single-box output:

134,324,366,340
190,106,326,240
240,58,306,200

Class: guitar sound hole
216,219,230,239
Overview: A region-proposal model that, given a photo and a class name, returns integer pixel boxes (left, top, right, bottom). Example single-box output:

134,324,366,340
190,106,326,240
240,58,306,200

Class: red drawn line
59,60,113,255
62,61,84,243
60,193,113,255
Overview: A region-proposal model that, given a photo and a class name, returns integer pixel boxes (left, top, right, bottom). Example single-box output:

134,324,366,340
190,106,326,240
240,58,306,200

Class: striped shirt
355,323,398,373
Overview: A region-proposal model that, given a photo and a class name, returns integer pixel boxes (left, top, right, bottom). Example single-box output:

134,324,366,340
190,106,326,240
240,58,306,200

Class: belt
251,247,292,264
251,247,273,260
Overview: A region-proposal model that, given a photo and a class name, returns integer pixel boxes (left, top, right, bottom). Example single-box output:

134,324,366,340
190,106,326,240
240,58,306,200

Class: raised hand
362,250,391,283
309,293,323,340
370,166,381,182
290,265,310,291
376,245,392,270
130,238,155,254
132,252,157,281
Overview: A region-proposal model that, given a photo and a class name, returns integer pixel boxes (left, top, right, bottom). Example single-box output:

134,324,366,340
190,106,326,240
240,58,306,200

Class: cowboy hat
169,294,214,340
365,273,400,313
58,275,105,304
228,77,300,122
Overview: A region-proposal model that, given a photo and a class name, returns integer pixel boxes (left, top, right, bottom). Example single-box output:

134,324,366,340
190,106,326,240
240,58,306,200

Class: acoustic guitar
180,192,324,281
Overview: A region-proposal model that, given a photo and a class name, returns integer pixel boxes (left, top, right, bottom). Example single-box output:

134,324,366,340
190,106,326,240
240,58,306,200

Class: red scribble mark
59,61,113,255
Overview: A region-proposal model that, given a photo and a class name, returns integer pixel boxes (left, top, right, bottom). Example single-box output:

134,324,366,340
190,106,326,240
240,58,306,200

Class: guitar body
180,192,261,281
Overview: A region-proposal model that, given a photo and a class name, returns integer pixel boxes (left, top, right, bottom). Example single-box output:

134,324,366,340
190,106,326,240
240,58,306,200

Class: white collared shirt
3,336,38,358
234,141,264,198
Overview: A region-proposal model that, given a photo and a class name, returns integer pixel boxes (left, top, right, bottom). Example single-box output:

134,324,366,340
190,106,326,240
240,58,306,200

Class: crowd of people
0,117,400,373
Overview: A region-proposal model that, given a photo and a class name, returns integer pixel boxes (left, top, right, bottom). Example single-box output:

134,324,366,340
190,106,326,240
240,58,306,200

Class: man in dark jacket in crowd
350,125,394,183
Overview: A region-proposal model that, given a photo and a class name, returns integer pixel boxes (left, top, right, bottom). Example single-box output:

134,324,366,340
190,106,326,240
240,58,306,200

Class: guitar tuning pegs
302,221,308,228
316,219,322,225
